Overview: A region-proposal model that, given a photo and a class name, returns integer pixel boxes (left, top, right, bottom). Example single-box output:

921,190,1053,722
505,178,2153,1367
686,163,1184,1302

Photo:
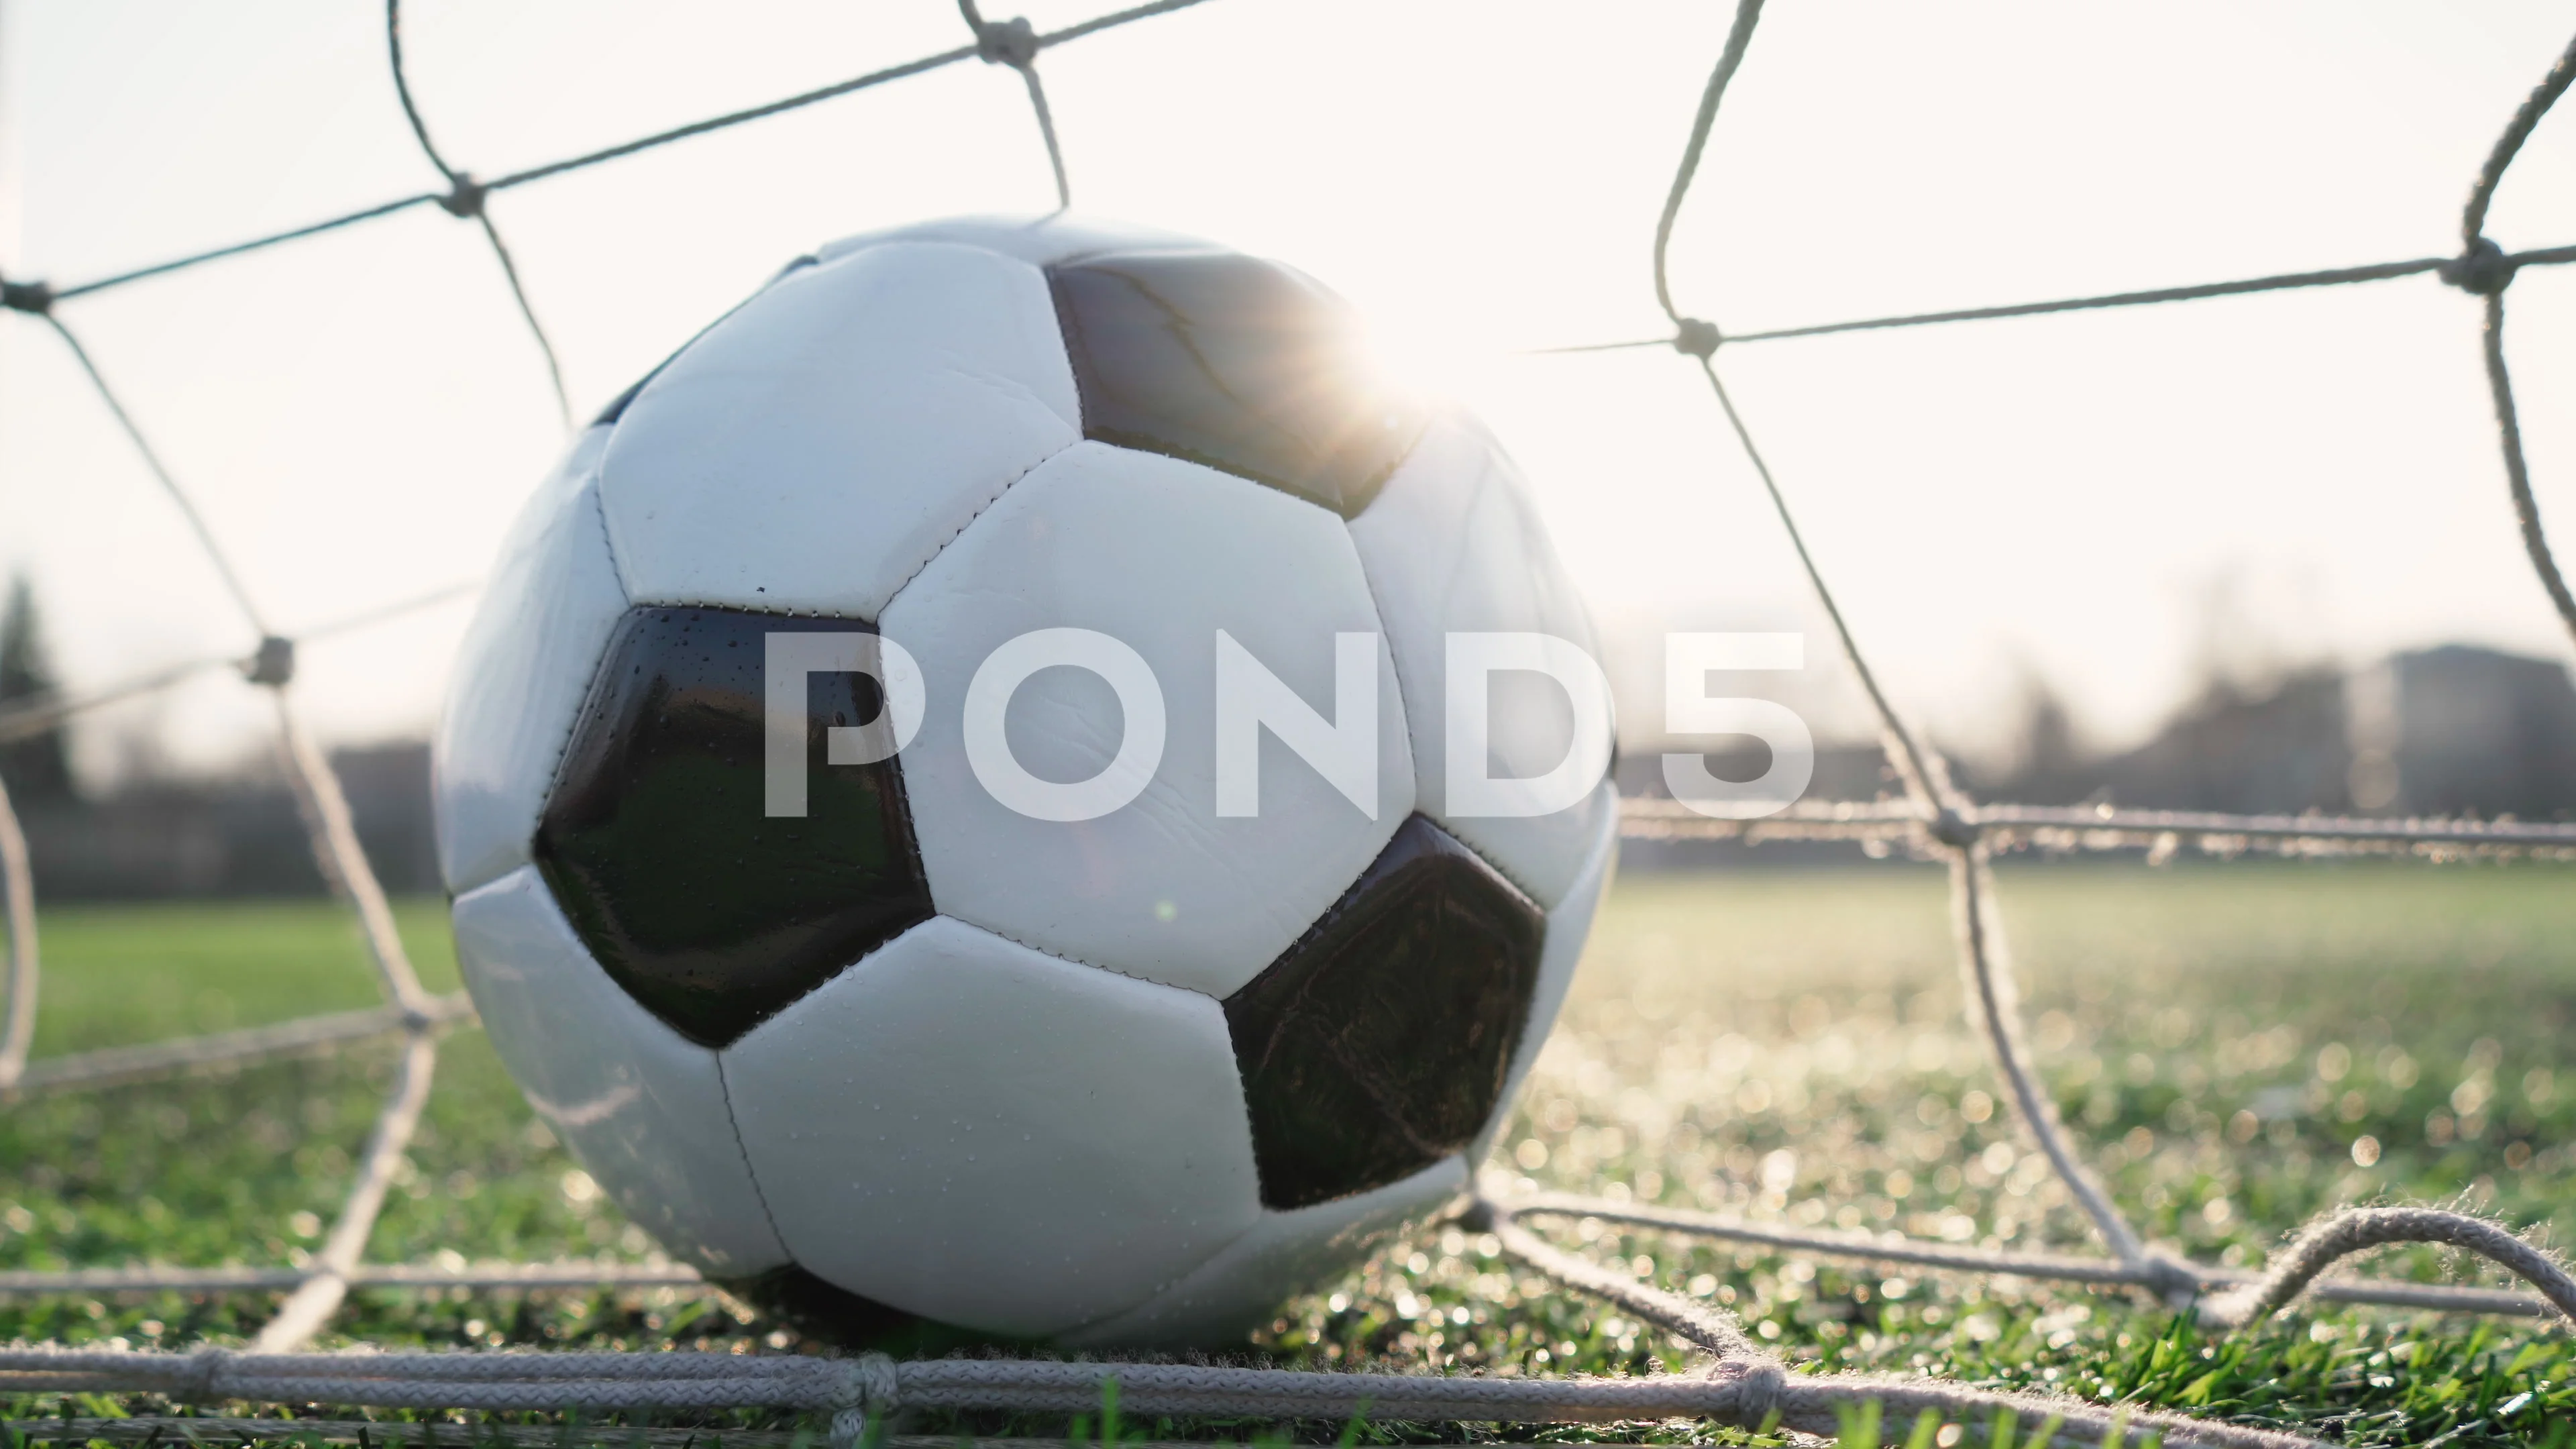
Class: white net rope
1,2,2573,1444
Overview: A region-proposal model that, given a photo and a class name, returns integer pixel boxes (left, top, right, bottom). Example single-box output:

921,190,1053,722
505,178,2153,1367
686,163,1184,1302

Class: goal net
3,4,2574,1446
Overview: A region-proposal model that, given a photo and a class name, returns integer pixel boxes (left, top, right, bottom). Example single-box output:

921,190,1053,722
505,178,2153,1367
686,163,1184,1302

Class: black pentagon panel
536,606,933,1047
1223,816,1544,1210
1046,248,1426,517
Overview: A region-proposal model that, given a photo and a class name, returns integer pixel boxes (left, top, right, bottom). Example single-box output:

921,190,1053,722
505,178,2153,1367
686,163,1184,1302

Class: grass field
4,860,2574,1446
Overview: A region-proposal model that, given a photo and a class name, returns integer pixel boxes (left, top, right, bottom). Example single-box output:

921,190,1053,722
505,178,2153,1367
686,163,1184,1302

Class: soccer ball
433,214,1617,1348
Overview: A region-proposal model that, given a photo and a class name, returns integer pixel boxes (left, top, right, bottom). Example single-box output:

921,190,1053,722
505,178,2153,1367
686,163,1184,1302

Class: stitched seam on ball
877,435,1076,614
712,1053,795,1267
499,481,632,901
1336,517,1420,826
551,480,631,742
958,912,1228,1002
1464,820,1554,905
1346,434,1580,911
586,425,655,610
1493,813,1616,1110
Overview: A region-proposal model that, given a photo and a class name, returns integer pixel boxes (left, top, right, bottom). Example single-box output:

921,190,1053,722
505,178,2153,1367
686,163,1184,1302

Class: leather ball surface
433,214,1616,1348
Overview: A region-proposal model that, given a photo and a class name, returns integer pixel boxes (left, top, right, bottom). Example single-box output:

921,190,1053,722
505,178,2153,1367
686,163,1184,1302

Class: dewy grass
5,862,2575,1444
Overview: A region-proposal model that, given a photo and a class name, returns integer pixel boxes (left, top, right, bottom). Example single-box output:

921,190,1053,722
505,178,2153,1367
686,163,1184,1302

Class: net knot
1670,317,1721,359
0,276,52,315
2137,1250,2204,1308
829,1352,900,1449
438,172,489,219
1927,806,1978,849
1716,1357,1785,1424
245,636,297,688
973,14,1041,69
177,1346,235,1405
2440,237,2515,296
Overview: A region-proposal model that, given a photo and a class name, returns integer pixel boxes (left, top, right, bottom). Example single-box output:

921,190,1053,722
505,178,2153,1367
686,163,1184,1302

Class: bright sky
2,1,2572,781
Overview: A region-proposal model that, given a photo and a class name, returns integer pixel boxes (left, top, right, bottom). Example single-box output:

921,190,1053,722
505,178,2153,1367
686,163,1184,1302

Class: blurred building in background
2346,645,2576,820
2027,643,2576,820
1621,642,2576,869
1,577,440,900
7,741,438,900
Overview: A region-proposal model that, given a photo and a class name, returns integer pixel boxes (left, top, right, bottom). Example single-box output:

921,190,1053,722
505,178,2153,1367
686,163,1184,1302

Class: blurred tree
0,572,78,804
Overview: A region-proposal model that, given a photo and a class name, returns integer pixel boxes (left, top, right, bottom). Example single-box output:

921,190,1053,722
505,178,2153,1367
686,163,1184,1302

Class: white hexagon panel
433,425,629,896
882,441,1413,999
451,868,787,1276
598,239,1080,619
1059,1156,1468,1349
721,915,1262,1339
434,213,1617,1352
1476,783,1621,1165
1348,412,1615,910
